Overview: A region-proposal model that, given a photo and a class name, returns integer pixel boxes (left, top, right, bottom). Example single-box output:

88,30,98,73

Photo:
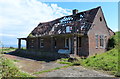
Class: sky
0,0,118,47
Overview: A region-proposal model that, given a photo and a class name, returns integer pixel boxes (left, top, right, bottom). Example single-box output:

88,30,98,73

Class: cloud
0,0,71,46
0,0,71,37
0,33,16,37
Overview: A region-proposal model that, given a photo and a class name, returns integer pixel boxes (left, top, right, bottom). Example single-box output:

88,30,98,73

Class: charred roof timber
73,9,78,15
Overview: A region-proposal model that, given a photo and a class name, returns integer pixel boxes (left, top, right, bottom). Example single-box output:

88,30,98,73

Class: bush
108,31,120,50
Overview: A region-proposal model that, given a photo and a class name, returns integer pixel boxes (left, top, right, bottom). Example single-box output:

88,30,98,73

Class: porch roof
17,38,27,40
27,33,84,38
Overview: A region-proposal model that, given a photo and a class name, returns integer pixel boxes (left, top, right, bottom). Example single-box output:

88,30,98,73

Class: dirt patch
3,54,66,75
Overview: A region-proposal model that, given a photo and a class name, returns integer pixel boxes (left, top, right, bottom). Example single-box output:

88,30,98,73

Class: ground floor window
104,36,107,48
100,35,104,48
40,39,44,48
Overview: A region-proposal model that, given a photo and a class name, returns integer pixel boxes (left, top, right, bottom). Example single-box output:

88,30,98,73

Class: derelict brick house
18,6,115,57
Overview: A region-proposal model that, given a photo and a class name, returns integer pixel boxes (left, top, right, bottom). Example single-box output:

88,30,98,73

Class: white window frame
100,35,104,48
104,36,107,49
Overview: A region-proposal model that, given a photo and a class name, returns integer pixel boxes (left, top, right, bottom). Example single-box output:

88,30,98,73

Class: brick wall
88,8,111,56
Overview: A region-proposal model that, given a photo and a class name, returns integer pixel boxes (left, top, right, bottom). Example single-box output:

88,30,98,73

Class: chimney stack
73,9,78,15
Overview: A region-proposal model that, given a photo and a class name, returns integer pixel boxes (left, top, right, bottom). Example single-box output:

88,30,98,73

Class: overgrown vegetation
108,31,120,50
81,48,118,75
0,47,16,54
0,47,33,78
0,55,32,78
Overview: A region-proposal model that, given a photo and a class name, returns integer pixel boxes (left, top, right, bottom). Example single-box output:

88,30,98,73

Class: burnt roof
28,6,100,37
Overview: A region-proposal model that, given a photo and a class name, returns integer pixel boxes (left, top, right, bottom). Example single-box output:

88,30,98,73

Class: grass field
81,48,118,75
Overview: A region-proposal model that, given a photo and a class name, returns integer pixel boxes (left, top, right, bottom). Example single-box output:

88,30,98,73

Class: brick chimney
73,9,78,15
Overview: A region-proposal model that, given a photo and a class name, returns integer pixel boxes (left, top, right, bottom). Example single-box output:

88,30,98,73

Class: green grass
0,47,17,54
57,58,73,65
57,58,81,66
0,55,33,78
33,65,71,75
81,48,118,74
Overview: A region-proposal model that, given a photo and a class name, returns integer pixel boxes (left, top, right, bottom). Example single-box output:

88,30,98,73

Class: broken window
100,35,104,48
66,26,71,33
40,39,44,48
95,35,99,48
80,14,84,18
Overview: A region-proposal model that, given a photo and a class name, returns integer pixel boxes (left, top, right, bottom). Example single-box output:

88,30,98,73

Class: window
65,38,69,48
95,35,99,48
66,26,71,33
40,39,44,48
100,17,102,21
100,35,104,48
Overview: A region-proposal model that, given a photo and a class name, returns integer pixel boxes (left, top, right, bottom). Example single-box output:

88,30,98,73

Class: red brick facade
19,6,114,57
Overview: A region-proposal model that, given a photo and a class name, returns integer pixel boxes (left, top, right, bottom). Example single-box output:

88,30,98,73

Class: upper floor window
100,17,102,21
95,35,99,48
40,39,44,48
100,35,104,48
66,26,72,33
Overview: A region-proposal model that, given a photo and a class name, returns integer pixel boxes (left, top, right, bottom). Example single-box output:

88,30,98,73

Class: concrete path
4,54,114,77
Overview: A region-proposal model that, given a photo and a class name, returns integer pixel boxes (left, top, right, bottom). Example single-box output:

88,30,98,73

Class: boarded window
65,38,69,48
40,39,44,48
100,35,104,48
95,35,99,48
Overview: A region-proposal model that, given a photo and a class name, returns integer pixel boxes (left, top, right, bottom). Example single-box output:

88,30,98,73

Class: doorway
65,38,71,52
